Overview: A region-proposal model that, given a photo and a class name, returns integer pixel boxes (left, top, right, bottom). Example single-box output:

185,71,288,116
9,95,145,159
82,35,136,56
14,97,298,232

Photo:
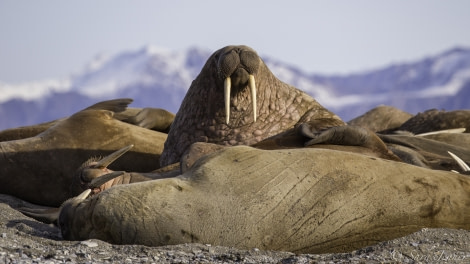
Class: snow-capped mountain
312,47,470,119
1,46,469,130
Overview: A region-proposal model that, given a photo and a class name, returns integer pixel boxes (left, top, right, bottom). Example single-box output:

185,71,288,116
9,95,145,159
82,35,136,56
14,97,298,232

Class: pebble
81,240,99,247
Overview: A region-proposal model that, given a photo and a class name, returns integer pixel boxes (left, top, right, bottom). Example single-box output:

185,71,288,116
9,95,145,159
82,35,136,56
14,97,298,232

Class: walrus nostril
218,49,240,78
240,50,260,74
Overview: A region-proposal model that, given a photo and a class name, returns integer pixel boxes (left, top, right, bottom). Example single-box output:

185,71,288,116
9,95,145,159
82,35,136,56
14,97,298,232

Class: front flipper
124,107,175,133
302,125,383,148
300,124,402,161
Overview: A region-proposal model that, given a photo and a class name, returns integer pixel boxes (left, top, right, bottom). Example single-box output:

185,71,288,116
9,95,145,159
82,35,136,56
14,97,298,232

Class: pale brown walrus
0,99,169,206
56,145,470,254
347,105,413,132
0,102,175,142
386,109,470,134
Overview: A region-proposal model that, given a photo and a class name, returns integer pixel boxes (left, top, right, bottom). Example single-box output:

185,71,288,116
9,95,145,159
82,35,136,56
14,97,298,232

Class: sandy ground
1,194,469,264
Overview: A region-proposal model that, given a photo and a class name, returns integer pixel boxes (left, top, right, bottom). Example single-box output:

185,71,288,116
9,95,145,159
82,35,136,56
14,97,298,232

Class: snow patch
0,79,71,103
411,69,470,98
431,49,470,75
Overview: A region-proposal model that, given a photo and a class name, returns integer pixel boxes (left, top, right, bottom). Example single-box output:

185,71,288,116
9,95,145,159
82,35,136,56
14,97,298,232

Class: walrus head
70,145,132,196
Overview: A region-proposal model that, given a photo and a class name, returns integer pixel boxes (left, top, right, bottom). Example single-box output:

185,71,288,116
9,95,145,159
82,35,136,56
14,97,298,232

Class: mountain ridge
1,46,469,130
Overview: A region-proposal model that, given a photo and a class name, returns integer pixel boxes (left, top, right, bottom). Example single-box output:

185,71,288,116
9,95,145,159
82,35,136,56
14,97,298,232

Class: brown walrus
0,99,168,206
57,145,470,254
160,45,345,166
347,105,413,132
381,109,470,135
0,103,175,142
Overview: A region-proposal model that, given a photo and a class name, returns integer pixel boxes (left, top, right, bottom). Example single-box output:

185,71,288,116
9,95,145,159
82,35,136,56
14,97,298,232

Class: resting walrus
160,45,345,166
57,145,470,254
0,99,168,206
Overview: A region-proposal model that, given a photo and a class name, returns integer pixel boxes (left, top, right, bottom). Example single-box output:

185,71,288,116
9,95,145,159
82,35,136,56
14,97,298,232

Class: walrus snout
217,45,260,78
71,145,134,195
217,46,260,125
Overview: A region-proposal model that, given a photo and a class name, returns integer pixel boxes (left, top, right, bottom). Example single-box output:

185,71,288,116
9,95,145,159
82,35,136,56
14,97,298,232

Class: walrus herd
1,45,470,254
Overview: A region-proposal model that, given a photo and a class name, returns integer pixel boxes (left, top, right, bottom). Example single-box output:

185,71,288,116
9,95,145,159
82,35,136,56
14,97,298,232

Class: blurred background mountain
1,46,469,130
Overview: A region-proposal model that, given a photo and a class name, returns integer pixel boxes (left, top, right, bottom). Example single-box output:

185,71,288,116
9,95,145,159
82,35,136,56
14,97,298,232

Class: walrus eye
224,74,257,125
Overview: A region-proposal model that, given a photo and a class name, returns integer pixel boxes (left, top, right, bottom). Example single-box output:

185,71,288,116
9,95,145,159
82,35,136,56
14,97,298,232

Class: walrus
382,109,470,135
0,103,175,142
56,145,470,254
347,105,413,132
160,45,345,166
0,99,168,206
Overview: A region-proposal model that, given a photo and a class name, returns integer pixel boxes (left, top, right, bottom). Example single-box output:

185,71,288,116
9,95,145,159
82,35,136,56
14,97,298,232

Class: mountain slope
1,46,469,130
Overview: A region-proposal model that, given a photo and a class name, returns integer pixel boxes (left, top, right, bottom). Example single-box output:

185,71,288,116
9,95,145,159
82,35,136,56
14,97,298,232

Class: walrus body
0,106,174,142
59,146,470,254
160,45,344,166
0,102,167,206
392,109,470,134
347,105,413,132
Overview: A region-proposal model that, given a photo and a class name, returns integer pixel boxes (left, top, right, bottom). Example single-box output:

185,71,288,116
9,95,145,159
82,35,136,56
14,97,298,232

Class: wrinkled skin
389,109,470,134
58,146,470,254
160,45,345,166
0,99,168,206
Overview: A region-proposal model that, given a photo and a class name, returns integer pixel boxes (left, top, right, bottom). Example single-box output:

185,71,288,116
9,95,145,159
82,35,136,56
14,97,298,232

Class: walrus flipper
302,125,393,152
18,206,60,225
84,98,133,112
123,107,175,132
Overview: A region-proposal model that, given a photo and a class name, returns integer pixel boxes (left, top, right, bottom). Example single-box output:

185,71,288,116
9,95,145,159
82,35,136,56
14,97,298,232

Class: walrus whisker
448,151,470,172
89,171,126,188
224,77,231,124
416,128,466,137
95,144,134,169
249,74,257,122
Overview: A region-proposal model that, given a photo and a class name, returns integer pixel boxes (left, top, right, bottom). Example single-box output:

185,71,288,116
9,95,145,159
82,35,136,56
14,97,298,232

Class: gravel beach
1,194,469,263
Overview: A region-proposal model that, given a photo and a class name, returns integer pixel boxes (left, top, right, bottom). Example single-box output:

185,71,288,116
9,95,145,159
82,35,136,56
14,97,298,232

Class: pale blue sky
1,0,470,82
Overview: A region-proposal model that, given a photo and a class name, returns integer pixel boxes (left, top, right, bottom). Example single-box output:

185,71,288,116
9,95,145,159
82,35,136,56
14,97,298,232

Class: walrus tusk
224,75,257,124
249,74,257,122
76,189,92,201
89,171,126,188
416,128,466,136
448,151,470,172
224,77,231,125
95,144,134,169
